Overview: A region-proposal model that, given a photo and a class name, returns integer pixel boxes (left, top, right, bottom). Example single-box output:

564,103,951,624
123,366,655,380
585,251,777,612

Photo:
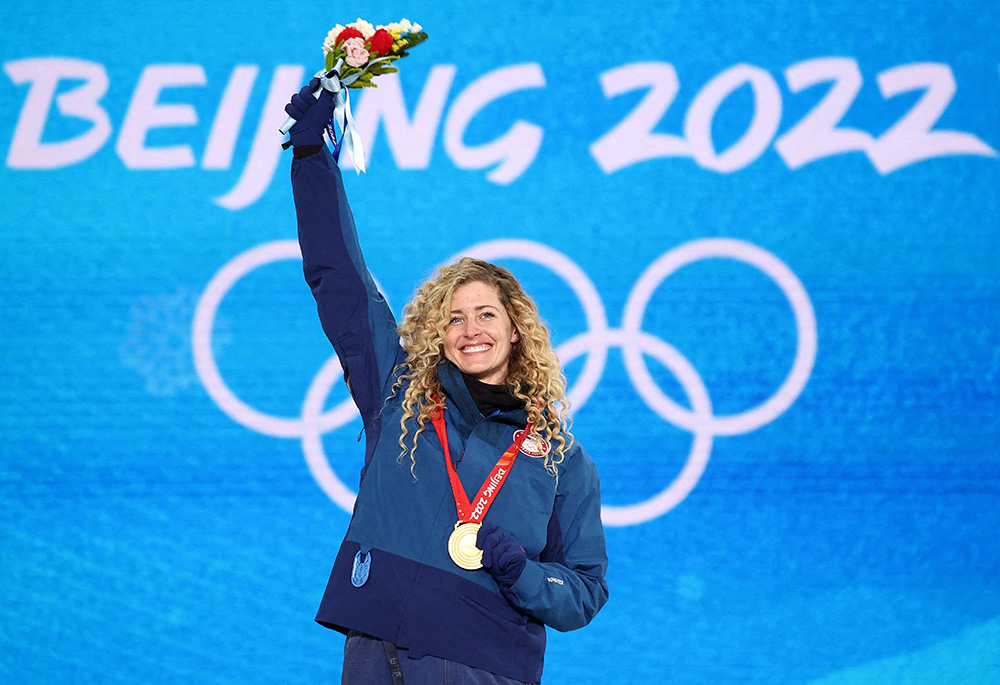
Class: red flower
336,26,364,44
368,28,394,57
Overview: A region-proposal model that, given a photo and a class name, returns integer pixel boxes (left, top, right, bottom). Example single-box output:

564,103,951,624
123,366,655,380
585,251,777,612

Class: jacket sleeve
506,447,609,632
291,147,404,429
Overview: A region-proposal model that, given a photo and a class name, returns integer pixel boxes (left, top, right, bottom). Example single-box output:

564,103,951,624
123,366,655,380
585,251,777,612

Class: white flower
396,18,421,33
383,18,421,35
349,18,375,39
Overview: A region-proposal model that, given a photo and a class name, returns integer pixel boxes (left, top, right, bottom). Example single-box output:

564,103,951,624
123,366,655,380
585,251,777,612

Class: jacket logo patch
514,430,549,458
351,551,371,587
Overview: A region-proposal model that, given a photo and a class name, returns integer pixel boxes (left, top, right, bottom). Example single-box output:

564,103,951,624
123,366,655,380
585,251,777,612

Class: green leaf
406,32,429,48
368,64,398,76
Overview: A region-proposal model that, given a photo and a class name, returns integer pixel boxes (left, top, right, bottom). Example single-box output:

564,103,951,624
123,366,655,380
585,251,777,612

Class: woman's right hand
285,78,337,148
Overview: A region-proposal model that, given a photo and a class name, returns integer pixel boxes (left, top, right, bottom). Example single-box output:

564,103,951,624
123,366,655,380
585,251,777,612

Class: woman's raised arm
289,82,404,429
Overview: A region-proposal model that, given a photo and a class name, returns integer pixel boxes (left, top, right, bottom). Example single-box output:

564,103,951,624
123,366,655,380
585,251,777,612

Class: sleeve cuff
293,145,324,159
508,559,545,603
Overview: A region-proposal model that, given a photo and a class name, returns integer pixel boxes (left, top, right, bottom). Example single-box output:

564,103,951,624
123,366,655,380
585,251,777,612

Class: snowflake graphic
120,288,232,397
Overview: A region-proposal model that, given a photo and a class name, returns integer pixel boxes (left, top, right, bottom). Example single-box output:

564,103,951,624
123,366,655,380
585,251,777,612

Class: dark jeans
341,631,534,685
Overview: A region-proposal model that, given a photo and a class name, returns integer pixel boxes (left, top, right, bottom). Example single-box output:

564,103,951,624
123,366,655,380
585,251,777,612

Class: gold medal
448,521,483,570
432,405,532,572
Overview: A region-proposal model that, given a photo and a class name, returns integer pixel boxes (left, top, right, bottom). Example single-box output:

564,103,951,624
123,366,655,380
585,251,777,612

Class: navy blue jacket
293,148,609,683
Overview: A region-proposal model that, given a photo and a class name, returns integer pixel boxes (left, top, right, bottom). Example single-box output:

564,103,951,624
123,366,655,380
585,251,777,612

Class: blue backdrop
3,2,999,683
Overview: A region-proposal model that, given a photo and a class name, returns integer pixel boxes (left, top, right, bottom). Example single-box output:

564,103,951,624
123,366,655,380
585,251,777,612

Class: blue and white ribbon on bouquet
279,57,393,174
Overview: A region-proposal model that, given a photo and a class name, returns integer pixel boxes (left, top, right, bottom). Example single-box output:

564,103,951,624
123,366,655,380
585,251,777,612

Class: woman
287,81,608,685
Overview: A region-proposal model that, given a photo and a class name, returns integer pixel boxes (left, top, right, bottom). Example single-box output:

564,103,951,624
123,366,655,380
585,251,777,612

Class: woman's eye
450,316,463,324
480,311,495,319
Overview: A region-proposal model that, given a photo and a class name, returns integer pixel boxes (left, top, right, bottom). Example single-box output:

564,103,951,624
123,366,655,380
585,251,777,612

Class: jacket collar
437,361,529,430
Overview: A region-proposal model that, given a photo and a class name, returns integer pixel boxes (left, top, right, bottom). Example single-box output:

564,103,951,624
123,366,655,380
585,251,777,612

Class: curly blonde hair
392,258,572,477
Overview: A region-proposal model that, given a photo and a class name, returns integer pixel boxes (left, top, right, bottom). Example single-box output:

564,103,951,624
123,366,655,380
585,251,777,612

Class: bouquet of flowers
322,18,427,88
279,18,427,172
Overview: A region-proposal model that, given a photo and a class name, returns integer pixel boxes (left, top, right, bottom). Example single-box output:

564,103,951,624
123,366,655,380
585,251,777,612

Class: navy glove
477,520,527,588
285,78,336,148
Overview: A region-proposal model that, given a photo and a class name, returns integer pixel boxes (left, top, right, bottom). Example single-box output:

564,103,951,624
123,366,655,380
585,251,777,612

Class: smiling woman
444,280,520,385
286,79,608,684
393,258,575,480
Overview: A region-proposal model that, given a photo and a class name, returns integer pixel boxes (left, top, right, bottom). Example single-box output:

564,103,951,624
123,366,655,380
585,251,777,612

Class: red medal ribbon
431,405,531,524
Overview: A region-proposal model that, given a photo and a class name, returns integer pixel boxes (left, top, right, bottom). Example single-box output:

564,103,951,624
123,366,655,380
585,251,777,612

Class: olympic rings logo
192,238,816,527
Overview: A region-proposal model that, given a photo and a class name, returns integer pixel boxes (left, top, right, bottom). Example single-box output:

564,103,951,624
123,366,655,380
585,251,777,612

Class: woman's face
443,281,519,385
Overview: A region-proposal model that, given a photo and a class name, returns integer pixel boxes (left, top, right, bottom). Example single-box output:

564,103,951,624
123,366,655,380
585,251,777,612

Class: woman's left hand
477,521,527,587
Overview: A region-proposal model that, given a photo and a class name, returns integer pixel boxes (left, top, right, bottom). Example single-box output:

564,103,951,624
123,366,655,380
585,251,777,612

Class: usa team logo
514,430,549,458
